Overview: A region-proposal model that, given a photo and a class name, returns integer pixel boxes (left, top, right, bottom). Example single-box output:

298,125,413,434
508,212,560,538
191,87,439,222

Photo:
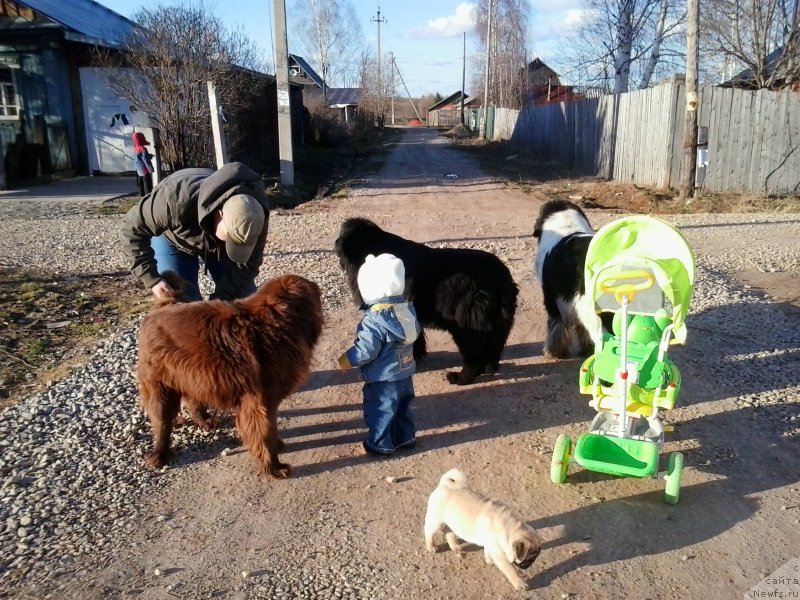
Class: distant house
0,0,140,186
721,46,799,90
524,58,561,87
289,53,361,123
306,87,361,124
427,92,479,127
288,54,325,90
0,0,304,185
520,58,589,105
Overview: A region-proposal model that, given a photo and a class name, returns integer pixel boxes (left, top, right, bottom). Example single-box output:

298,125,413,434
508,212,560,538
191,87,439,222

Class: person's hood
369,298,419,345
196,162,263,234
132,132,149,148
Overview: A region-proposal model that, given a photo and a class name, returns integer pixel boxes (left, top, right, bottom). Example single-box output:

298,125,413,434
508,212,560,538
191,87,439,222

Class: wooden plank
748,89,765,193
670,82,686,189
736,88,753,192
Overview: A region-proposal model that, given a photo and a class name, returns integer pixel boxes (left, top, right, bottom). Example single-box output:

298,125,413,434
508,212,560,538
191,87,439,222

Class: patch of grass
92,195,140,216
21,339,48,364
0,269,148,407
18,281,45,302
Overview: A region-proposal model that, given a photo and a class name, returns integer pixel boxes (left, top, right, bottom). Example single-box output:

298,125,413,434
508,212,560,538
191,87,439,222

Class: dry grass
0,270,148,408
452,138,800,215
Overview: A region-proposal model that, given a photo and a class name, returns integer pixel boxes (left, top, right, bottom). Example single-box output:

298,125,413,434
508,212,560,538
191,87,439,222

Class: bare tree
94,1,267,171
564,0,686,93
471,0,531,109
701,0,800,88
289,0,365,90
357,49,392,130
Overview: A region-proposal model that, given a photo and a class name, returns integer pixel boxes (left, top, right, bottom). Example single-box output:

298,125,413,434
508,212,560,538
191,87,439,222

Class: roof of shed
13,0,138,47
289,54,325,88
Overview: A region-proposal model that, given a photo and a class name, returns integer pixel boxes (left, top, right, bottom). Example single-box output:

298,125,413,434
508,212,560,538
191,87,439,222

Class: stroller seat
578,216,695,425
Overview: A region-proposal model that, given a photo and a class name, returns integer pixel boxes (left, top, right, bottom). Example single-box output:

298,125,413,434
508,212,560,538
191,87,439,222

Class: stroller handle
598,271,656,304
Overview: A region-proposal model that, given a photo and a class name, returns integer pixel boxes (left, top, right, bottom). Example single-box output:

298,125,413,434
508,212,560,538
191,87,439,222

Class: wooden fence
490,80,800,196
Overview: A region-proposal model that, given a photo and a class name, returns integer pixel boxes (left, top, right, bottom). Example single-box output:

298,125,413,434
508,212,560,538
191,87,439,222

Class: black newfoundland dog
335,217,519,385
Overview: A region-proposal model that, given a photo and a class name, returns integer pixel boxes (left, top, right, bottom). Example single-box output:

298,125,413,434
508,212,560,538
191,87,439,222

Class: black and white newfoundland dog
335,217,519,385
533,200,601,359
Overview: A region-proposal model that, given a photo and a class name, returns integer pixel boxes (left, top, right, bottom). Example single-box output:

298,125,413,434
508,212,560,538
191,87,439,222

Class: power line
267,0,275,71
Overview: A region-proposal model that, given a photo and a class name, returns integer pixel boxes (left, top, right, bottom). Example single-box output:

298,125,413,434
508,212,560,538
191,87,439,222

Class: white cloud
564,8,589,26
529,0,583,16
407,3,477,39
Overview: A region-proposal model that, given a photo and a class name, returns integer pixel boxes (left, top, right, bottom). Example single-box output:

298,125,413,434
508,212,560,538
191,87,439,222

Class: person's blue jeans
151,235,256,301
362,377,416,455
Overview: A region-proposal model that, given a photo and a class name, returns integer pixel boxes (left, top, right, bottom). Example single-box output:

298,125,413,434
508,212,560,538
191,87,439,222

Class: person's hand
338,353,351,371
151,279,175,300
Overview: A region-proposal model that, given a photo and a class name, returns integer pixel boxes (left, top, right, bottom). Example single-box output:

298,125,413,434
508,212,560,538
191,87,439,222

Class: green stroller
550,216,696,504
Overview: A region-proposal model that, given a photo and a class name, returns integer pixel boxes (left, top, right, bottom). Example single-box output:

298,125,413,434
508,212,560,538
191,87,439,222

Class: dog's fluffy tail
439,468,468,489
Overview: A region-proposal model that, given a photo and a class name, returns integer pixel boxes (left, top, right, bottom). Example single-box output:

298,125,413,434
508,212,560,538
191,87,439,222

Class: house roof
324,87,360,106
427,91,469,112
288,54,325,88
525,58,560,85
13,0,138,48
306,86,360,107
722,46,795,88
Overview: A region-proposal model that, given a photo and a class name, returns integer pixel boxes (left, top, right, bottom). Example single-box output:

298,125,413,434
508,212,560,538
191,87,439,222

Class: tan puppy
424,469,541,591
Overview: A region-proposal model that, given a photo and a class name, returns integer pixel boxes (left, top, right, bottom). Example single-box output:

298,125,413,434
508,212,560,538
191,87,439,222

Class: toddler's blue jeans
362,377,416,455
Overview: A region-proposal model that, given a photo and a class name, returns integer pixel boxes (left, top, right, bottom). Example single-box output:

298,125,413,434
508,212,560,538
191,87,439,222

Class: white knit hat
357,253,406,303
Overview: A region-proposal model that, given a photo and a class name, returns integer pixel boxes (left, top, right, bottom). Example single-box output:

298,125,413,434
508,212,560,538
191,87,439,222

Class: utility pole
679,0,699,200
273,0,294,187
372,7,387,106
393,59,424,123
390,52,395,125
479,0,493,139
460,32,466,125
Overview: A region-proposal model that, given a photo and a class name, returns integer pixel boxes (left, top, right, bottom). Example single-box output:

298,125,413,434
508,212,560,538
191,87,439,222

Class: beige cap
222,194,265,264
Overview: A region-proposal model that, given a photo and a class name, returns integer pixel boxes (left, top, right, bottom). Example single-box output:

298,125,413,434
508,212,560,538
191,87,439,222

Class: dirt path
59,129,799,600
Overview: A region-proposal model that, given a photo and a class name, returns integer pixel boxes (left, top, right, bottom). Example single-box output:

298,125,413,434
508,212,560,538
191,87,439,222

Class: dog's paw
446,370,477,385
513,579,529,592
266,462,292,479
144,450,171,470
194,418,216,432
543,346,571,361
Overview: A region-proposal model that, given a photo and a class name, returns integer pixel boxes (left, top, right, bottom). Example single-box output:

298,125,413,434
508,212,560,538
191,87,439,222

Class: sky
95,0,585,98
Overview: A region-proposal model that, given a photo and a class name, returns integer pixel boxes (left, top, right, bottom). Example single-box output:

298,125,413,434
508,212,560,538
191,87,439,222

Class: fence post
679,0,699,199
207,81,228,169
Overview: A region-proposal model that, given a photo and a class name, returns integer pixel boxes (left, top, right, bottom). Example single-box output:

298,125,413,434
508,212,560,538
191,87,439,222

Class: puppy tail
439,468,467,489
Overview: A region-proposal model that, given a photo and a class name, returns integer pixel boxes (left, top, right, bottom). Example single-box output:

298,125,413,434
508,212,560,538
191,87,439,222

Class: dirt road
12,128,800,600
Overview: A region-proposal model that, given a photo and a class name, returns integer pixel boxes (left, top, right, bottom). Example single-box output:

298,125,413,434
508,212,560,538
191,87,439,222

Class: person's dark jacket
121,162,270,300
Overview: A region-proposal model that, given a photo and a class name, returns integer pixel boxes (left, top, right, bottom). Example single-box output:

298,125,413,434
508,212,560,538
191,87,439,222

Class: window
0,67,19,118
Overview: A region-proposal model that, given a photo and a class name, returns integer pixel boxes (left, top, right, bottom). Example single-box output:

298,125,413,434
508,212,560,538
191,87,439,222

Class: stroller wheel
551,434,572,484
664,452,684,504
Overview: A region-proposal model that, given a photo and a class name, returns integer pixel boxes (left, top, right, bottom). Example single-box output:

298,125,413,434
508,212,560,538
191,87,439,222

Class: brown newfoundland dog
137,274,324,478
335,218,518,385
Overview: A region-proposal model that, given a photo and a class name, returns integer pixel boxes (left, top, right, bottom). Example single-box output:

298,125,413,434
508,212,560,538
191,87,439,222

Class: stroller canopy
584,216,696,344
